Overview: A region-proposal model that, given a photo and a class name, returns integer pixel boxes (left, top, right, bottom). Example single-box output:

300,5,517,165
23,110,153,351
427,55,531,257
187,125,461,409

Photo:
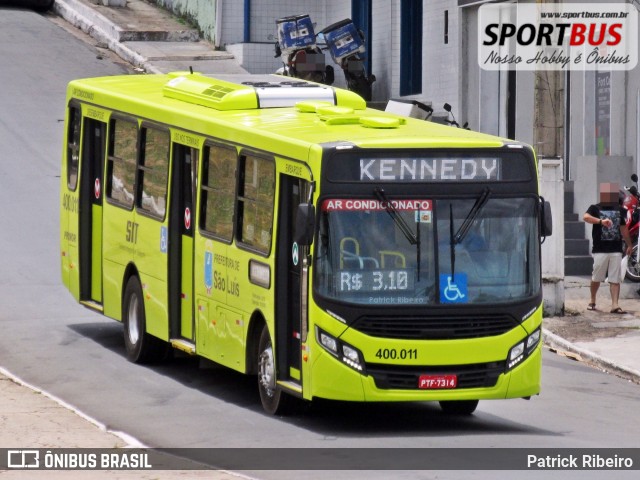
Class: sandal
610,307,627,314
587,303,597,311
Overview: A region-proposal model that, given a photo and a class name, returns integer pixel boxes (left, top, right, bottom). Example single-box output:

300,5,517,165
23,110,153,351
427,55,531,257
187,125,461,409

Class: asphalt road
0,8,639,480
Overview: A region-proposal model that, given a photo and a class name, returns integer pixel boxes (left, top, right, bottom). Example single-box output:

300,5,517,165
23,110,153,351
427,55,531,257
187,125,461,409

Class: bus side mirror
541,200,553,237
294,203,316,246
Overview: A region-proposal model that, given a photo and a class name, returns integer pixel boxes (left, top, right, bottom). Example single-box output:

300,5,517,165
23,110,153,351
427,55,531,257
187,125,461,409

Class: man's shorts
592,252,623,283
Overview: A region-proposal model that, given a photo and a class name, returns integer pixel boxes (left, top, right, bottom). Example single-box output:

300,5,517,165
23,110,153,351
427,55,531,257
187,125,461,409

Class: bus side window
237,154,275,254
66,105,81,191
200,144,237,241
137,126,169,218
106,118,137,209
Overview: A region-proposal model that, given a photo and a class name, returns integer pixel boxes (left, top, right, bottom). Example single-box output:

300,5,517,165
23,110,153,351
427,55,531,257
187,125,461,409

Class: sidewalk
0,368,241,479
3,0,640,474
544,276,640,383
53,0,248,75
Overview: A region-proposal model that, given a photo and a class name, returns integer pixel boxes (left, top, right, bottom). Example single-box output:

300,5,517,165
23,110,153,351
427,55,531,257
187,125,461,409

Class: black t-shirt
586,203,626,253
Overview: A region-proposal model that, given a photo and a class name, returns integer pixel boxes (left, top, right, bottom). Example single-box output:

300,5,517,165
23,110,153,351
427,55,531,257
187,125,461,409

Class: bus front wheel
123,276,167,364
439,400,479,415
257,325,291,415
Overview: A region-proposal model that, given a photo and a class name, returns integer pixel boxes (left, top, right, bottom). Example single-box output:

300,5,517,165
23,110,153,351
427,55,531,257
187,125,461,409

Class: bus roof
67,72,514,152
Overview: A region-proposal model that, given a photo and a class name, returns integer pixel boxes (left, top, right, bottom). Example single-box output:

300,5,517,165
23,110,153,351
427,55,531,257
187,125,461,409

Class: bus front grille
352,314,518,340
366,362,505,390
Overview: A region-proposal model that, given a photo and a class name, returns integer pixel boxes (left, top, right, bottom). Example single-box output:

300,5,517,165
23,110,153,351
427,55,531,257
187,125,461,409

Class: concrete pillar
539,157,565,316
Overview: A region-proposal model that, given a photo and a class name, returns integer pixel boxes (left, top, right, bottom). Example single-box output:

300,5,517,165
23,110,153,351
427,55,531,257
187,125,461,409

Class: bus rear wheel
257,325,291,415
439,400,479,415
123,276,167,364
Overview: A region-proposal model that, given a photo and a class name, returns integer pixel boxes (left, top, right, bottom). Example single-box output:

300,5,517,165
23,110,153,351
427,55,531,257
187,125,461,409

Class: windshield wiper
453,187,492,245
374,188,418,245
449,204,456,277
449,187,492,277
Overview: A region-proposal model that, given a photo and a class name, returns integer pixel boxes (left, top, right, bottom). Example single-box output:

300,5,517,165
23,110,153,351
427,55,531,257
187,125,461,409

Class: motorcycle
275,15,334,85
443,103,470,129
622,174,640,281
384,99,433,120
319,19,376,101
383,100,474,131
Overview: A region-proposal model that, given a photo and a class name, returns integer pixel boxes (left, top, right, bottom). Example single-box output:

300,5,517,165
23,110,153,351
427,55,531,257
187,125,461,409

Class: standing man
583,182,633,313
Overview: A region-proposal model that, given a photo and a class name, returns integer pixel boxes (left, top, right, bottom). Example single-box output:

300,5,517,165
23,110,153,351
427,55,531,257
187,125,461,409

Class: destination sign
324,151,533,184
359,157,501,182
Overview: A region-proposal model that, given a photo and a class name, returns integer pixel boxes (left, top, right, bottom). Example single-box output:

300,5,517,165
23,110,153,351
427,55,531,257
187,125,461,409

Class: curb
0,366,147,448
543,328,640,384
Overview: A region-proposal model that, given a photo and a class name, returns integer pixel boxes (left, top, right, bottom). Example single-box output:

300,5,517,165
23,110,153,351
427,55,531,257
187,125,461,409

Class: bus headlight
506,328,541,371
526,329,541,350
319,331,338,354
316,327,365,373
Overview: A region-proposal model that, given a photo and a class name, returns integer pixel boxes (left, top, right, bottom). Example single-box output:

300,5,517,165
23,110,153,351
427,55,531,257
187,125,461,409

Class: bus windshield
315,196,540,306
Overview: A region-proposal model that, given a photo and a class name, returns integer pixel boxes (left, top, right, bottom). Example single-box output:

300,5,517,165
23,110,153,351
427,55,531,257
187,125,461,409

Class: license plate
418,374,457,389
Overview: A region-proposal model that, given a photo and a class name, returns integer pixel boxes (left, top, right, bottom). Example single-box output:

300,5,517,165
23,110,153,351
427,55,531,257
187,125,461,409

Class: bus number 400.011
375,348,418,360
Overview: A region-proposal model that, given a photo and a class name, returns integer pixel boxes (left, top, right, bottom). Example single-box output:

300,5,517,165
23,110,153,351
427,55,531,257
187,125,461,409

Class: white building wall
388,1,401,98
378,0,461,108
627,73,640,175
628,9,640,175
459,4,502,136
220,0,245,45
515,71,535,146
222,1,327,75
155,0,218,42
222,0,363,84
571,68,635,216
249,0,326,44
238,0,391,100
610,72,627,157
370,0,393,102
422,0,460,115
164,0,400,102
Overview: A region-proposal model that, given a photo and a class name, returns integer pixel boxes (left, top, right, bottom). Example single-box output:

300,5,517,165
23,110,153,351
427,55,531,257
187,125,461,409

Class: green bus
60,72,552,415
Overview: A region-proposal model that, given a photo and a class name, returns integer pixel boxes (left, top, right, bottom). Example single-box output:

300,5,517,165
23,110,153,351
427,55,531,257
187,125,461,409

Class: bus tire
123,276,167,364
439,400,479,415
257,325,291,415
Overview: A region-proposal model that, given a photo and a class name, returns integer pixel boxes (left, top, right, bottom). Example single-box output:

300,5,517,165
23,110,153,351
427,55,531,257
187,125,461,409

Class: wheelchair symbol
444,276,465,301
440,273,468,303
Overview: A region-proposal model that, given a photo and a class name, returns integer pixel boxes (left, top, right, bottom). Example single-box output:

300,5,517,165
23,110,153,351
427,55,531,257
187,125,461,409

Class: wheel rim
627,247,640,280
127,294,140,345
259,342,276,398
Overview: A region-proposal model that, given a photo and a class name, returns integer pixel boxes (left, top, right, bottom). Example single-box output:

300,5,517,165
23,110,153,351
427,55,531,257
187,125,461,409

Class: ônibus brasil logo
478,3,638,70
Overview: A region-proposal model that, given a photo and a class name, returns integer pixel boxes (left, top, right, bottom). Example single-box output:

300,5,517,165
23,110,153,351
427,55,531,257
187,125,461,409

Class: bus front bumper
308,342,542,403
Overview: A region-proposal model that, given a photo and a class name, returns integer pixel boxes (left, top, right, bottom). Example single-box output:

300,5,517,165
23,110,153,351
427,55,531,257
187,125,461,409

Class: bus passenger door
168,144,198,342
79,118,106,305
275,175,309,387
